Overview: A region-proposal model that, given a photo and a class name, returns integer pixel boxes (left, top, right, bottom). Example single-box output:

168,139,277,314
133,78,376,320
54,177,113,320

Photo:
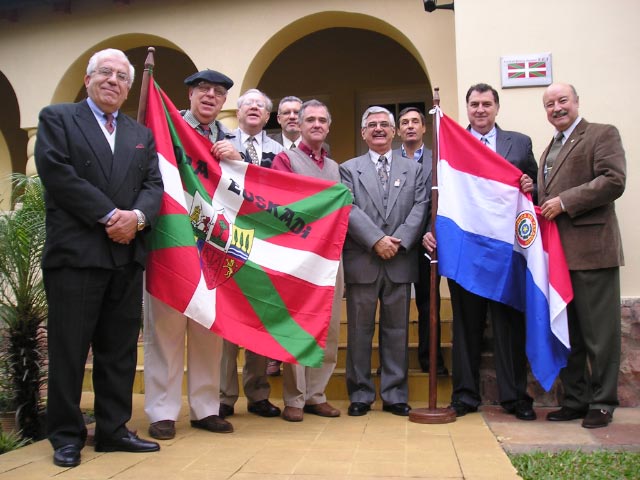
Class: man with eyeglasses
271,100,343,422
340,106,427,417
35,48,163,468
143,69,237,442
393,107,449,378
219,88,283,419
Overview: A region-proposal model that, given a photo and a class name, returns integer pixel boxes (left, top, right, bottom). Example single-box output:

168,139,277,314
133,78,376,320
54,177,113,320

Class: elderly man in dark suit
539,83,626,429
425,83,538,421
340,106,427,417
393,107,448,377
35,48,163,467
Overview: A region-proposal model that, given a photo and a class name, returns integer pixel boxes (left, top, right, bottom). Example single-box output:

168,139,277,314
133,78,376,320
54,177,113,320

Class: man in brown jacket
539,83,626,429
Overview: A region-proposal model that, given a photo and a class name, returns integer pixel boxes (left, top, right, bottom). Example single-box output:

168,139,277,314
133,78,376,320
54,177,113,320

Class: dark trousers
45,264,143,449
448,279,531,408
561,268,620,412
415,244,445,371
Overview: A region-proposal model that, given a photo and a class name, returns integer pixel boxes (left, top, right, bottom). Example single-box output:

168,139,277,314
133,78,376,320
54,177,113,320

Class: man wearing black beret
143,69,239,441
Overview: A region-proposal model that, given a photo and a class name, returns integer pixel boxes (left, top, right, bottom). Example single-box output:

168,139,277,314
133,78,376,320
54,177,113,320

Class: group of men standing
35,47,626,469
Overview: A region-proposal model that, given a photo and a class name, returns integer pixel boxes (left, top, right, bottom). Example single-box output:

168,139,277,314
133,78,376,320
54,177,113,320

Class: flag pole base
409,407,457,424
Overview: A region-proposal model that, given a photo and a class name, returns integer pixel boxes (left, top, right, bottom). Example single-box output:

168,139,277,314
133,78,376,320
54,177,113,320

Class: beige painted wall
454,0,639,297
0,0,637,296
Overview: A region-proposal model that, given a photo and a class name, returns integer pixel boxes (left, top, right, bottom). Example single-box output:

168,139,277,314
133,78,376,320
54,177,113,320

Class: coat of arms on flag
143,76,352,367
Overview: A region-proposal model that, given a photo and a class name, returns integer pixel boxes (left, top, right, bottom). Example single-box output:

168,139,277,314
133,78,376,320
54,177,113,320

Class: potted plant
0,173,47,440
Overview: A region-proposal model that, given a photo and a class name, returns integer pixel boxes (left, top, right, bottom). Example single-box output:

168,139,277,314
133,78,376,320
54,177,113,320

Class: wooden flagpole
136,46,155,125
409,87,456,424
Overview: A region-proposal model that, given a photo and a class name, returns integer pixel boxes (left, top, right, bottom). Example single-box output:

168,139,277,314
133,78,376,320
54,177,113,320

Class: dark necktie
246,136,260,165
480,136,489,146
198,123,211,138
377,155,389,190
104,113,114,135
544,132,564,180
289,142,296,150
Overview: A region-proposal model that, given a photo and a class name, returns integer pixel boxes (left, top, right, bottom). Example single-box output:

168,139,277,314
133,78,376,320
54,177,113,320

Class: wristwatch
133,209,146,231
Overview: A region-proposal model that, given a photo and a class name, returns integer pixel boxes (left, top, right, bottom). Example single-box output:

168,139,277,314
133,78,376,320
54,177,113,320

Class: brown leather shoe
148,420,176,440
282,406,304,422
190,415,233,433
303,402,341,417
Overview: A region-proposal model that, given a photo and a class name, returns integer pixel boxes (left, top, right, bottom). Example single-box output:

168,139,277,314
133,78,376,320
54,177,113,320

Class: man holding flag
144,70,236,440
424,83,538,420
540,83,626,429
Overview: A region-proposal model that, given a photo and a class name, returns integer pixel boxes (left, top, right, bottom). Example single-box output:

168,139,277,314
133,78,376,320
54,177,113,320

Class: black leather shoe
504,400,537,421
546,406,587,422
450,401,478,417
347,402,371,416
191,415,233,433
53,445,81,467
247,399,281,417
382,403,411,416
94,431,160,453
582,409,612,429
219,403,234,418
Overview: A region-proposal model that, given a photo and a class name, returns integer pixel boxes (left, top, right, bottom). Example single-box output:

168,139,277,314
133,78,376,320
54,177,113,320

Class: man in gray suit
340,106,427,417
540,83,626,429
219,88,283,419
393,107,448,377
424,83,537,421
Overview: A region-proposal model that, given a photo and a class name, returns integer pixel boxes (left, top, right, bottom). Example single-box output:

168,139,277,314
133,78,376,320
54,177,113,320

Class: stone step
83,365,452,403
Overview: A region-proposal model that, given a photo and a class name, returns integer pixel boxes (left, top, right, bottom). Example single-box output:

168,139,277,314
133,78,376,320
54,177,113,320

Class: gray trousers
283,264,343,407
220,341,270,406
345,271,410,405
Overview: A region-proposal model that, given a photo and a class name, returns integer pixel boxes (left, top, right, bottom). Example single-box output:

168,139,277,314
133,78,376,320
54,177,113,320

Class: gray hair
278,96,302,113
298,99,331,126
361,106,395,128
86,48,135,87
237,88,273,112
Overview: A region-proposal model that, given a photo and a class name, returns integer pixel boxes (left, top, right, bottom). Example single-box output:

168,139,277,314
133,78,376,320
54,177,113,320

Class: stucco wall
454,0,639,297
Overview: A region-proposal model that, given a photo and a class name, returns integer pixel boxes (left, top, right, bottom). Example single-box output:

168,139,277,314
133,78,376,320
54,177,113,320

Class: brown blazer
538,119,626,270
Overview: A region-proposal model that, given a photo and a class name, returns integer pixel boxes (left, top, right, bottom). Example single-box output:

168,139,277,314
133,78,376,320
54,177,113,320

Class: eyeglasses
366,121,392,129
94,67,129,84
195,82,227,98
241,99,266,109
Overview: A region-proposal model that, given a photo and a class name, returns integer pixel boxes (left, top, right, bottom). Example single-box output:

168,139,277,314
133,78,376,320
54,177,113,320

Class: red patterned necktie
104,113,114,134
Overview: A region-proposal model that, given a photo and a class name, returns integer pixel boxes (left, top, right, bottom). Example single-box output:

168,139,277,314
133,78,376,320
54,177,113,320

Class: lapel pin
394,179,401,187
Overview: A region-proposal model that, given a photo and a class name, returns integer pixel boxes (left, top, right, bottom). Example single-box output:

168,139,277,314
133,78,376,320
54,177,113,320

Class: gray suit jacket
340,152,427,284
230,129,284,168
538,119,626,270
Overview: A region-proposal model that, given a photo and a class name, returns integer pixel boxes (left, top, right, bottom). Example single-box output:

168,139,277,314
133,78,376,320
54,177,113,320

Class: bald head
543,83,580,132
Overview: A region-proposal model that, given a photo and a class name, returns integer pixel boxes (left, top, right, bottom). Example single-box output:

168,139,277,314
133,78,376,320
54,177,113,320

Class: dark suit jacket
35,100,163,270
339,152,427,284
538,119,626,270
393,146,433,228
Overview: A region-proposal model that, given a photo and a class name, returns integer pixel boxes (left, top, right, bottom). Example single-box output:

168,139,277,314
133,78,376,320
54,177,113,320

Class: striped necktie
104,113,115,135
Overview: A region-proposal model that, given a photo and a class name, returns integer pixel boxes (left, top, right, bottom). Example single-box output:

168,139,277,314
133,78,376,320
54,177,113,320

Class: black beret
184,69,234,90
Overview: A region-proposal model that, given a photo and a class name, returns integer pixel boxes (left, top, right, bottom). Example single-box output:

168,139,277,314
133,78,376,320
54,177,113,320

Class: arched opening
0,71,27,205
258,27,432,162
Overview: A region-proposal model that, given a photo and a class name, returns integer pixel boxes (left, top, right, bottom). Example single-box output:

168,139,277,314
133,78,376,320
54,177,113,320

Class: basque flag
434,111,572,390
